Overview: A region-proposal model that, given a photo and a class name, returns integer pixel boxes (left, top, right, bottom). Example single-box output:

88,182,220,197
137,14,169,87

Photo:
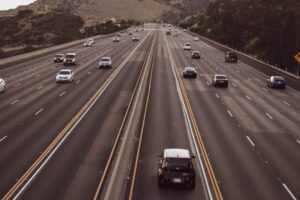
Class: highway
0,23,299,200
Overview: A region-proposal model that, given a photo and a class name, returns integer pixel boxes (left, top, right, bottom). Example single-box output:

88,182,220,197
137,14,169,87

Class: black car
267,76,286,89
158,148,196,189
191,51,201,59
225,51,238,63
212,74,228,88
166,31,171,35
53,54,65,62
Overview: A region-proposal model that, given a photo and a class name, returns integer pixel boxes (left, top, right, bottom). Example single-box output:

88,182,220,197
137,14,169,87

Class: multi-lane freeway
0,23,299,200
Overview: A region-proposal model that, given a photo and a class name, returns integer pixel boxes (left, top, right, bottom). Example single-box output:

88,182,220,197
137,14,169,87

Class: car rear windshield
216,76,227,80
101,58,110,62
56,54,63,57
59,71,71,75
165,158,192,170
274,77,284,81
185,44,191,46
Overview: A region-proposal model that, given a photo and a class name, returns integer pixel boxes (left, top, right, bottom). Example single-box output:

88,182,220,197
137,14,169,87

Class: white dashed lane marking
215,93,219,99
0,136,7,143
246,95,252,101
37,85,44,90
265,113,273,120
76,80,80,84
227,110,233,117
296,139,300,144
59,91,66,97
34,108,44,116
282,183,297,200
246,136,255,147
282,101,290,106
10,99,20,105
14,83,21,87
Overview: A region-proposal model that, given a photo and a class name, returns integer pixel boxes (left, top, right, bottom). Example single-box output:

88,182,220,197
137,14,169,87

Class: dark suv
225,51,238,63
158,148,196,189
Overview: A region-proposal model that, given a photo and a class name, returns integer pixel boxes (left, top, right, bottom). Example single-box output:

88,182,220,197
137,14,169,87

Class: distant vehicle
53,54,65,62
166,31,171,35
158,148,196,189
63,53,77,65
83,41,92,47
86,38,94,44
173,32,179,37
267,76,286,89
116,33,122,37
141,28,144,31
183,67,197,78
56,69,74,83
112,36,120,42
225,51,238,63
128,31,133,35
98,57,112,68
193,37,199,41
183,43,192,50
212,74,228,88
0,78,6,92
132,35,139,42
191,51,201,59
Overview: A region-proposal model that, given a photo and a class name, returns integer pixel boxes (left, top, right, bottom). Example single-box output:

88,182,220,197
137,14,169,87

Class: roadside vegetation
0,9,138,59
180,0,300,75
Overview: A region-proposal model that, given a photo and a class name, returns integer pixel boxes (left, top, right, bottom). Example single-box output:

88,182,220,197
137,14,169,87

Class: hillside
0,0,211,23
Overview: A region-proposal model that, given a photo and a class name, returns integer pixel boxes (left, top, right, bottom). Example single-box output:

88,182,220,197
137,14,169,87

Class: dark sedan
267,76,286,89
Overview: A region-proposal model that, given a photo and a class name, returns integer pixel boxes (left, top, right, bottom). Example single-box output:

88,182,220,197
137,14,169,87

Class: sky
0,0,36,11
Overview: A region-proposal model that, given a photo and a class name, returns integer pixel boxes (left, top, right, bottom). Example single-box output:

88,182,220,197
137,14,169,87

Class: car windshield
274,77,284,81
216,76,227,80
59,71,71,75
165,158,191,170
66,55,75,58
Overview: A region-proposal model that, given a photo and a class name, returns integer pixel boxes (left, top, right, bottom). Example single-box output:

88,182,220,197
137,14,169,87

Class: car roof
184,43,191,45
271,76,284,80
59,69,72,72
185,67,196,71
101,57,111,59
66,53,76,56
215,74,227,77
164,148,190,159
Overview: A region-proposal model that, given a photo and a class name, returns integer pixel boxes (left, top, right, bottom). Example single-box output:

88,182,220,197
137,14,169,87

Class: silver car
56,69,74,83
98,57,112,68
0,78,6,92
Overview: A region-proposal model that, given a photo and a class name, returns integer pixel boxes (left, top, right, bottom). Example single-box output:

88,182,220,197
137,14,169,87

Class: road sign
294,52,300,63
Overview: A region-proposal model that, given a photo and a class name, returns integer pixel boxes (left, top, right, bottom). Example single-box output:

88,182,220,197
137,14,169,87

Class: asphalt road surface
0,24,299,200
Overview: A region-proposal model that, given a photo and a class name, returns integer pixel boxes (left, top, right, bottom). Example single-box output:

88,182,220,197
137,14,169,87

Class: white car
193,37,199,41
0,78,6,92
183,67,197,78
112,36,120,42
132,35,139,42
84,41,92,47
183,43,192,50
56,69,74,83
98,57,112,68
63,53,78,65
86,38,94,44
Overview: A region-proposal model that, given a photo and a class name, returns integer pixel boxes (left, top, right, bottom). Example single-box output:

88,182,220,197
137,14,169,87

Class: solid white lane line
246,95,252,101
34,108,44,116
227,110,233,117
282,101,290,106
0,136,7,143
215,93,219,98
282,183,297,200
296,139,300,144
37,85,44,90
246,136,255,147
265,113,273,120
59,91,66,97
263,87,268,92
14,83,21,87
75,80,80,84
10,99,20,105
